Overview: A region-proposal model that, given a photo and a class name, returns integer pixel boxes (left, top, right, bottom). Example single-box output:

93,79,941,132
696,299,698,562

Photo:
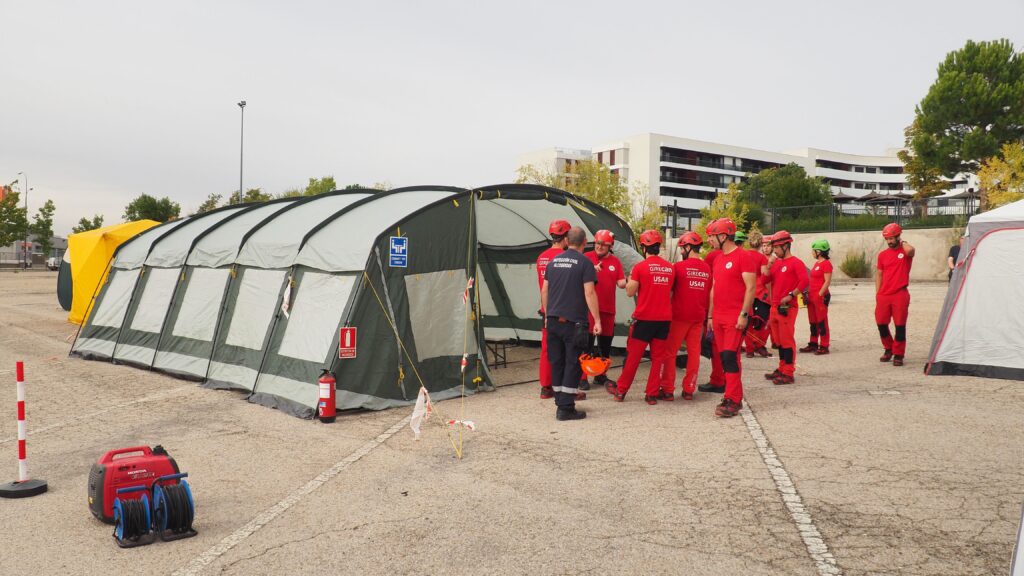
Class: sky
2,0,1023,236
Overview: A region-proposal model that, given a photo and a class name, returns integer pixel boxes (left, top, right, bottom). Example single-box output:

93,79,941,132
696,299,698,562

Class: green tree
305,176,338,196
72,214,105,233
738,163,832,209
698,183,751,243
196,193,222,214
978,141,1024,210
907,39,1024,178
515,160,661,242
277,188,304,198
342,183,363,190
123,194,181,222
227,188,272,204
897,120,947,201
0,190,28,248
29,199,56,257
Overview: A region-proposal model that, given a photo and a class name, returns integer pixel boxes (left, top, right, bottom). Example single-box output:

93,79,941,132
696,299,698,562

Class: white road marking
0,385,195,444
171,415,412,576
741,402,842,576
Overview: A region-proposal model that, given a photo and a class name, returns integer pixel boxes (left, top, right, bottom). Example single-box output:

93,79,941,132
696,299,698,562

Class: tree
907,39,1024,178
698,183,751,244
72,214,105,233
29,199,56,257
738,163,832,209
515,160,661,242
897,120,947,201
227,188,272,204
342,183,363,190
277,188,304,198
0,190,28,248
305,176,338,196
196,193,222,214
978,141,1024,210
123,194,181,222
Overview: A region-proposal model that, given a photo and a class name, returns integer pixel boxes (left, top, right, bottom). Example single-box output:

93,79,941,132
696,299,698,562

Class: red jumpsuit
662,257,711,395
744,249,771,353
875,247,913,357
806,259,833,349
536,246,563,390
616,256,674,398
584,250,624,348
710,247,756,405
768,256,809,378
703,249,725,386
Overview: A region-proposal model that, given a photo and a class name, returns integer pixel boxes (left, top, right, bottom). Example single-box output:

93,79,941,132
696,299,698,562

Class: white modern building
519,133,977,219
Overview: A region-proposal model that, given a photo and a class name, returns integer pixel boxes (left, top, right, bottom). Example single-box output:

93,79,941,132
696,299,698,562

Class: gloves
776,304,790,317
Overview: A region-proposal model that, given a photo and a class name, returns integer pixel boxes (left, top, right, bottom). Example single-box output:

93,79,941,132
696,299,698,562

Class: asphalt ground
0,271,1020,575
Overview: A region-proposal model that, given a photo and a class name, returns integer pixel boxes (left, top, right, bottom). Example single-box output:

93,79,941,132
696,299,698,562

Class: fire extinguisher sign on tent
339,327,357,359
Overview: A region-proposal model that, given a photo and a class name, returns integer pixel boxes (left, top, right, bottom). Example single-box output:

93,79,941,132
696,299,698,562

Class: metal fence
764,198,978,234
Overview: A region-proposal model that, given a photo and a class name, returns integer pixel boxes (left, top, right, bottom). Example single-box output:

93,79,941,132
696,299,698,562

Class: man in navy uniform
541,226,602,421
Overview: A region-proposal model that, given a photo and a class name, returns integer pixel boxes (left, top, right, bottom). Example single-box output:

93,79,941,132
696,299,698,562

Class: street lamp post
237,100,246,205
18,172,28,269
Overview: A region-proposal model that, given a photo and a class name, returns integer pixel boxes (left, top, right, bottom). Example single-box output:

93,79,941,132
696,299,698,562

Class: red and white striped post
0,362,47,498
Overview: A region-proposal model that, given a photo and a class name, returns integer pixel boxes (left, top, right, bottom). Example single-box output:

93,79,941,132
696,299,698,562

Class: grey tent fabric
70,185,637,418
926,199,1024,381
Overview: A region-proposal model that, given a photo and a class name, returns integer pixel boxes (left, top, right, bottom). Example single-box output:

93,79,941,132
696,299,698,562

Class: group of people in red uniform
536,217,915,419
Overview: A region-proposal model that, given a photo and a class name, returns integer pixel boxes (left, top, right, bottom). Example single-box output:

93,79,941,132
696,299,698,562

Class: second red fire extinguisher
318,370,336,423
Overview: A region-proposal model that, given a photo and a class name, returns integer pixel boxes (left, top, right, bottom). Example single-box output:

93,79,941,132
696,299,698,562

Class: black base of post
0,478,48,498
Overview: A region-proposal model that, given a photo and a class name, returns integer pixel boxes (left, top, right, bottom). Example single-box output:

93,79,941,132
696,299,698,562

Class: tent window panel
477,266,498,316
278,273,355,363
495,263,542,319
225,269,286,350
405,269,477,360
91,270,138,328
130,268,180,333
172,268,230,341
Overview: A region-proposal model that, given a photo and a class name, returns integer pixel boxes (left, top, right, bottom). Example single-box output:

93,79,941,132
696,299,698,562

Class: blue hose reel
112,473,196,548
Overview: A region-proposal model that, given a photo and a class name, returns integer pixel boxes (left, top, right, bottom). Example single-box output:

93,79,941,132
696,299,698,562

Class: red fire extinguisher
318,370,336,423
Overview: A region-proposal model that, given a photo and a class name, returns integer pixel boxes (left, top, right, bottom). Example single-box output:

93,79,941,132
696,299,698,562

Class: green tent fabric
71,185,638,418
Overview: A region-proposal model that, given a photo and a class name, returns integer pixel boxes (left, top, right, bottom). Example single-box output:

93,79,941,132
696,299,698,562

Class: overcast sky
2,0,1022,236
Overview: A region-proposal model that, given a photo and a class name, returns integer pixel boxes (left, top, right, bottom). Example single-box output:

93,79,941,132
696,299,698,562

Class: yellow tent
67,220,160,325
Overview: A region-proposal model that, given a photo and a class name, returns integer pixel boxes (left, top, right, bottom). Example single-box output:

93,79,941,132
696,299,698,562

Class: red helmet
548,219,571,237
882,223,902,238
771,230,793,246
638,229,663,247
594,229,615,245
678,231,703,247
579,353,611,377
706,218,737,236
761,234,774,245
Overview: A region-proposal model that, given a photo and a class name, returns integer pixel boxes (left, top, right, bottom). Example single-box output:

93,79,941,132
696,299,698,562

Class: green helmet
734,231,748,243
811,239,830,252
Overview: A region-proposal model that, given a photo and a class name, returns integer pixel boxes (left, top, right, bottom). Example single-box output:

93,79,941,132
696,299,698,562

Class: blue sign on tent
389,236,408,267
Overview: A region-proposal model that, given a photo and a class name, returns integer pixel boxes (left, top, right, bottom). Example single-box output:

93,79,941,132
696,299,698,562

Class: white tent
926,198,1024,380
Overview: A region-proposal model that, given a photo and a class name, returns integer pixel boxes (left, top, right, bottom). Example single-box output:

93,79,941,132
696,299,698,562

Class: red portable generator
88,446,179,524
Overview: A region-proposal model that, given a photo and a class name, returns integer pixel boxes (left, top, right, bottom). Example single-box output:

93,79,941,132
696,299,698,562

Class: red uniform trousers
661,320,703,395
875,288,910,356
744,318,770,351
712,319,745,405
616,326,670,398
805,295,830,348
709,338,725,385
769,307,799,377
539,327,551,388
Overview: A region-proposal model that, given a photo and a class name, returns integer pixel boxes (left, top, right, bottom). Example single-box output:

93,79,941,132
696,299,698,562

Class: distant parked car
46,256,59,271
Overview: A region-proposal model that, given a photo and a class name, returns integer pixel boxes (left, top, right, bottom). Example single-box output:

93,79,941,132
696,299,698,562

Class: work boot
656,390,675,402
578,379,591,391
754,347,772,358
611,392,625,402
604,380,618,395
681,391,694,401
764,369,782,381
814,347,830,355
879,350,893,362
892,355,904,367
799,343,818,353
644,395,658,405
697,382,725,394
540,386,554,399
746,350,754,358
772,373,795,385
575,392,587,401
556,408,587,421
714,398,742,418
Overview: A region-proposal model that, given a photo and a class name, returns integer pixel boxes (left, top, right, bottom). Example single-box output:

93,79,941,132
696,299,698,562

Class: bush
840,251,872,278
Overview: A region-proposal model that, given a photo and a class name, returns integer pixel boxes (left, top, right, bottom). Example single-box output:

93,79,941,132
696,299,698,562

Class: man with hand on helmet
764,230,808,385
579,229,626,392
662,231,711,401
801,239,833,355
609,229,674,405
536,219,571,400
705,219,756,418
876,223,915,366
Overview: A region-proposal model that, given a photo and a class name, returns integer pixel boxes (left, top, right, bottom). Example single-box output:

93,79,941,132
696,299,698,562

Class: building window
597,152,603,164
610,149,615,165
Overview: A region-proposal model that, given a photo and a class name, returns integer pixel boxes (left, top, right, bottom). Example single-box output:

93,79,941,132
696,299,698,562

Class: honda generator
88,445,179,524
